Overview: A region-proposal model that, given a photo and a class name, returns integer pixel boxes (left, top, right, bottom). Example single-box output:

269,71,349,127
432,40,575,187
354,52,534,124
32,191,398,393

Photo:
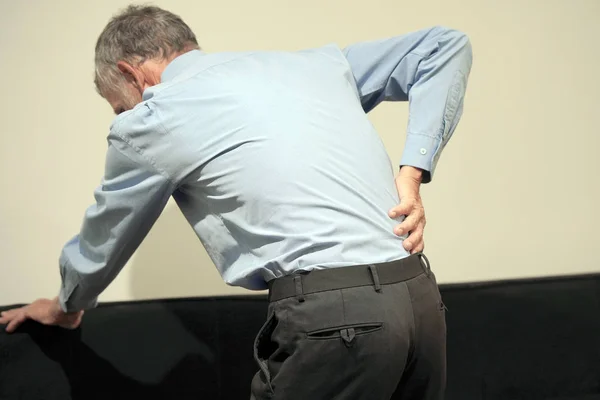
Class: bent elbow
433,26,473,68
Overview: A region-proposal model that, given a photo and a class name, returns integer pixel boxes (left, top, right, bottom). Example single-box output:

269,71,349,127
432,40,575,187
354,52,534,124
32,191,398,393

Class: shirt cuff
399,133,441,184
58,285,99,313
58,252,98,312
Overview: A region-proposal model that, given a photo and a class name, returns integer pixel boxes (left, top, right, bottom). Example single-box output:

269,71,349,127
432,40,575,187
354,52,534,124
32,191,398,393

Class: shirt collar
161,49,205,83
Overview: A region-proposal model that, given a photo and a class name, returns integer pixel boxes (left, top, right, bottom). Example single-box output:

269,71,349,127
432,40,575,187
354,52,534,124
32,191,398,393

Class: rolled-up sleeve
58,135,173,312
342,26,473,182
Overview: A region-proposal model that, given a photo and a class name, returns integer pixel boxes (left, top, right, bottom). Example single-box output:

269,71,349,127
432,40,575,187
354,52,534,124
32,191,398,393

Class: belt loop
294,275,305,302
418,252,431,276
368,265,382,293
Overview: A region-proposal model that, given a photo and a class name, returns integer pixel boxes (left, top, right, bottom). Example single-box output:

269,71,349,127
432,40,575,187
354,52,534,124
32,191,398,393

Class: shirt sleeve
342,26,473,183
58,134,174,312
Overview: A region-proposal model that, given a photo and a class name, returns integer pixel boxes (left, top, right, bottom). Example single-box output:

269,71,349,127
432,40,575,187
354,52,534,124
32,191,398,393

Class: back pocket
307,323,383,348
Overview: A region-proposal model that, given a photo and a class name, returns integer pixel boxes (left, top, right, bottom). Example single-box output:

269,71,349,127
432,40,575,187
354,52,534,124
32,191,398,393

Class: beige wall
1,0,598,305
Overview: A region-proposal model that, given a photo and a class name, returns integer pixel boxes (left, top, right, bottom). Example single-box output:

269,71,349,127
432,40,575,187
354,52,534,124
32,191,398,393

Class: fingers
0,308,24,325
4,310,28,333
1,307,84,332
403,220,425,253
390,197,424,230
389,204,410,219
405,237,425,254
390,193,426,248
412,239,425,254
388,197,416,219
394,205,425,236
6,314,27,333
394,213,418,236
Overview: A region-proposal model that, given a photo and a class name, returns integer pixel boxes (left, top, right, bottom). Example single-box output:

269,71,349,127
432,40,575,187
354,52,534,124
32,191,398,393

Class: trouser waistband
268,253,431,303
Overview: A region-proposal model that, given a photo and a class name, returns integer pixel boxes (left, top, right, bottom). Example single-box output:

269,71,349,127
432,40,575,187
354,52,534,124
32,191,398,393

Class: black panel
0,299,222,400
1,274,599,400
443,276,600,400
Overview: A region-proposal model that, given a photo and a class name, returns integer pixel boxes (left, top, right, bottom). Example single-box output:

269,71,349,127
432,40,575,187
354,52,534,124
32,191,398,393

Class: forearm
58,240,113,312
343,26,473,183
57,139,173,312
400,27,473,182
58,189,170,312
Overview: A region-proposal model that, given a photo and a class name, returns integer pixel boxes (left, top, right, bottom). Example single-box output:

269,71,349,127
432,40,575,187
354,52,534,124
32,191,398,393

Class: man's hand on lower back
389,166,426,254
0,297,83,333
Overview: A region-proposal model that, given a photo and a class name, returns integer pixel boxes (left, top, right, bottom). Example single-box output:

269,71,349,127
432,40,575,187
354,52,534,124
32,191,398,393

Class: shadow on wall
129,202,256,300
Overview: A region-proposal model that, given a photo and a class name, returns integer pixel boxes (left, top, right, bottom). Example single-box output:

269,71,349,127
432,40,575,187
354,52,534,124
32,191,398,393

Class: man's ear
117,61,144,92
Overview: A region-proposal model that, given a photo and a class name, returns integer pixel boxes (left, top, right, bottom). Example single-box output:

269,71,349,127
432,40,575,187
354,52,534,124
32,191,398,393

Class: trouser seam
404,281,417,360
341,289,347,326
254,312,276,395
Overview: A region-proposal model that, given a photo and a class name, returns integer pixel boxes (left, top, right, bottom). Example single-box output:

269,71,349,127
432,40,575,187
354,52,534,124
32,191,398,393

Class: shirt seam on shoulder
318,44,354,67
151,103,173,141
110,120,176,186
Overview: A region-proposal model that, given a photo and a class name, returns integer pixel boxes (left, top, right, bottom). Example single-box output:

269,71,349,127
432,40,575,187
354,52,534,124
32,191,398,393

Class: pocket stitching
306,323,383,340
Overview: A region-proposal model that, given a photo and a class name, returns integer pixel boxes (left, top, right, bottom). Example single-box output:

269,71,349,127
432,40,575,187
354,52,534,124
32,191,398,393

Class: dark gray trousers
250,254,447,400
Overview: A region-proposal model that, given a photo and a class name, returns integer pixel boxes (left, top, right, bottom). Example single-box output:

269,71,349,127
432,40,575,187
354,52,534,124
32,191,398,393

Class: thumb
60,311,84,330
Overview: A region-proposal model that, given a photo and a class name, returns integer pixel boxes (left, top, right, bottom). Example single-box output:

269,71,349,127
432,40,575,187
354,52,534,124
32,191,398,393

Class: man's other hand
389,166,426,254
0,297,83,333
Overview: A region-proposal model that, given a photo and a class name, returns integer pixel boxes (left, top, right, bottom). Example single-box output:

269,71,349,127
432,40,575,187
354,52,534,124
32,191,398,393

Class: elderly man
0,5,472,400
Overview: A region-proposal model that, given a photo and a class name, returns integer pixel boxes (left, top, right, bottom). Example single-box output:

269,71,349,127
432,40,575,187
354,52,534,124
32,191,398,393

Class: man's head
94,5,200,114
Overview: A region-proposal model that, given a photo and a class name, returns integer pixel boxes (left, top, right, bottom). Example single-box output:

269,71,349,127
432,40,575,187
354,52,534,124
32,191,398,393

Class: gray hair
94,5,200,97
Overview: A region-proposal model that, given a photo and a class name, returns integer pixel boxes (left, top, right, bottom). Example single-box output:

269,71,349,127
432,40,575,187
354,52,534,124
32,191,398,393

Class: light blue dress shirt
58,26,472,312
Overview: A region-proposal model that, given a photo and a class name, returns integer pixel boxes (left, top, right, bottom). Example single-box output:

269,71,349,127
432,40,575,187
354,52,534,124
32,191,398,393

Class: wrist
398,166,424,184
51,297,66,316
